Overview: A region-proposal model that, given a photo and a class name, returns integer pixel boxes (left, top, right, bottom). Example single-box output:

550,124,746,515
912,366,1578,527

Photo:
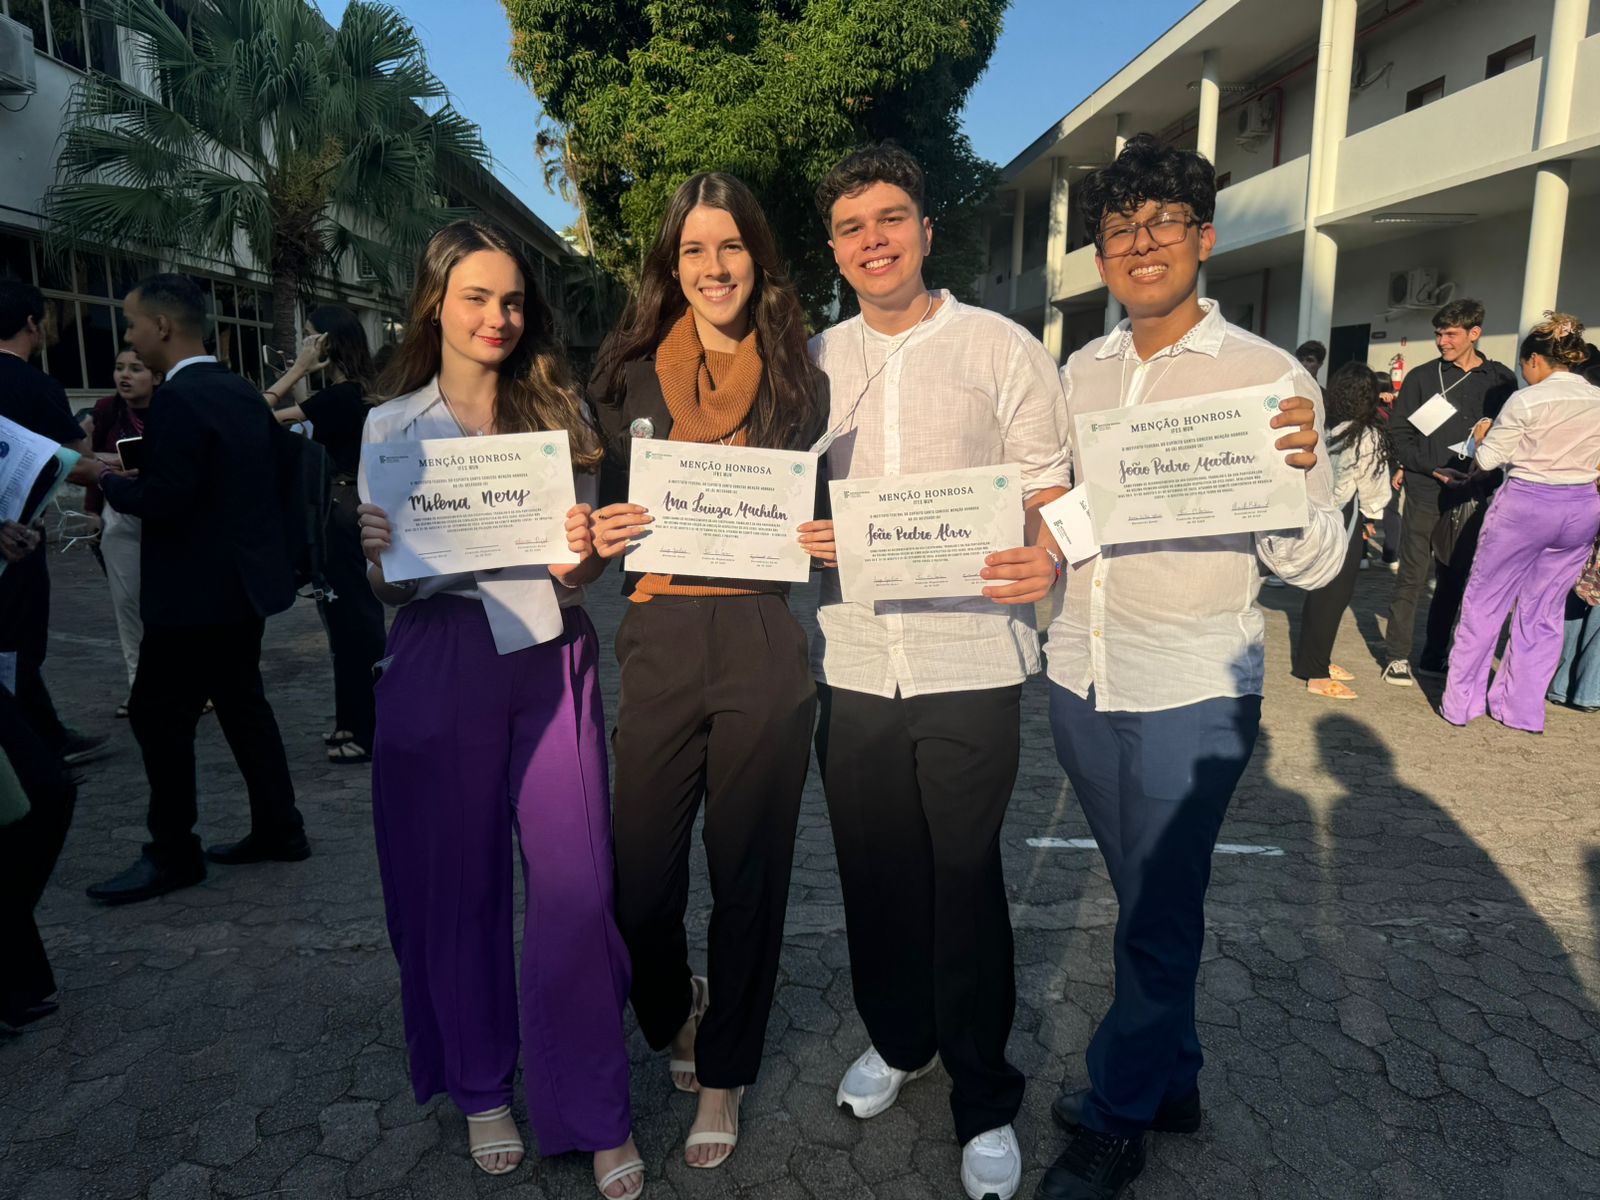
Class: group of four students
348,135,1341,1200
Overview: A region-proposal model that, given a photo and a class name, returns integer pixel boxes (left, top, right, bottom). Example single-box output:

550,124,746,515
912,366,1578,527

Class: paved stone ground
2,545,1598,1199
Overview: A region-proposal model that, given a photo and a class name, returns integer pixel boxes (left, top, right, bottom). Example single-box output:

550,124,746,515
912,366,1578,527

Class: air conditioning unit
1235,95,1275,139
0,16,39,96
1388,268,1455,309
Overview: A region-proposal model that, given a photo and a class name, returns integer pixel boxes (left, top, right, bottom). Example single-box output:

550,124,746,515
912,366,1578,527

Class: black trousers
1293,505,1364,680
0,550,68,750
316,483,386,749
1380,489,1402,563
0,684,75,1022
610,594,815,1088
1384,487,1482,668
816,681,1025,1144
129,619,302,868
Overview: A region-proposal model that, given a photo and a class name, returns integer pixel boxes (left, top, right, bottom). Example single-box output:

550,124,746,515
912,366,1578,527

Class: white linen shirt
810,291,1071,698
1474,372,1600,484
357,377,594,655
1045,301,1346,713
1329,423,1393,520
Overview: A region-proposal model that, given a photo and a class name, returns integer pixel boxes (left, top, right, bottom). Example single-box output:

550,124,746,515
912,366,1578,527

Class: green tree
502,0,1003,323
48,0,489,353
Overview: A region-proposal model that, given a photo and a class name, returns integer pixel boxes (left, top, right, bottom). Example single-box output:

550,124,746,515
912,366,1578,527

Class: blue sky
316,0,1198,235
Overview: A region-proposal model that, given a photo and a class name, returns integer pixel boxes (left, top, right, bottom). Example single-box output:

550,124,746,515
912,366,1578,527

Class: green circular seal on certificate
993,475,1009,490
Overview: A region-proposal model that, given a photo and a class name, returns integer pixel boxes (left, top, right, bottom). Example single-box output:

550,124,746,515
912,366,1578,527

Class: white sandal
465,1105,524,1176
596,1157,646,1198
668,975,710,1094
684,1086,743,1169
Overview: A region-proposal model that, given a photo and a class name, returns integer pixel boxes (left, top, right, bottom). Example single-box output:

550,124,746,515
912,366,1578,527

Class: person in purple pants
1442,314,1600,733
355,220,642,1197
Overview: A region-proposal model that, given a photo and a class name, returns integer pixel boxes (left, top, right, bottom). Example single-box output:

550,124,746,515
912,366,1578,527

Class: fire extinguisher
1389,352,1405,396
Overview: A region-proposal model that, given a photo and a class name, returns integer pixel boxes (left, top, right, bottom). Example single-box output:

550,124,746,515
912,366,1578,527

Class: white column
1297,0,1357,348
1008,185,1026,312
1104,113,1131,335
1196,49,1221,163
1044,157,1069,361
1517,0,1590,334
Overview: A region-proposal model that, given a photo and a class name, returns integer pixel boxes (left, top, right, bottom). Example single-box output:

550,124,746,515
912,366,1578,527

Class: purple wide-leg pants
1442,479,1600,733
372,596,631,1154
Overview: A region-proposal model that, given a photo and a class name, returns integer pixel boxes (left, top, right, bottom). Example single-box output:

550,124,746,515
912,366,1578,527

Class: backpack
271,421,336,602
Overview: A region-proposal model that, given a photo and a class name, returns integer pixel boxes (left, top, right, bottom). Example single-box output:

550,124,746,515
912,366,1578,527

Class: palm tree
47,0,489,353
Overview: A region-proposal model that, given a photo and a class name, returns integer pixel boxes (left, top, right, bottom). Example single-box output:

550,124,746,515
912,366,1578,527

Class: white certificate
830,464,1025,603
627,441,817,582
1073,383,1308,546
361,431,579,580
1408,393,1457,436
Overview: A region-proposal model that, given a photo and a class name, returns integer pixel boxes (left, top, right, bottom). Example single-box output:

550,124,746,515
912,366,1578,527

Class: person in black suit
87,274,309,905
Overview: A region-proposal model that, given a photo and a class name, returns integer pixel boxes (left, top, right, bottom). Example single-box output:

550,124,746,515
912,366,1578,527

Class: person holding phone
354,220,641,1195
83,349,162,716
586,172,825,1171
263,305,387,764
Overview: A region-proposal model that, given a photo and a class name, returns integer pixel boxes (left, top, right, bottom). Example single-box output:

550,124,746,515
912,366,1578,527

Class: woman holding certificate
354,221,642,1198
588,173,825,1170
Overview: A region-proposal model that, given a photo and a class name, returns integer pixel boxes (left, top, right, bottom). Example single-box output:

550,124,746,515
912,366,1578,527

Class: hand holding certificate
360,431,580,581
1072,383,1310,546
830,464,1025,603
619,441,818,582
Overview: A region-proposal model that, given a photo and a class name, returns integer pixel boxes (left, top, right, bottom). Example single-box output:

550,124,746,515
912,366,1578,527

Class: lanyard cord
809,291,936,455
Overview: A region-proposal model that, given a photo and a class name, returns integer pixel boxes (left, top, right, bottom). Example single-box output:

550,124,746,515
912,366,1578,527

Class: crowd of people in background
4,126,1600,1200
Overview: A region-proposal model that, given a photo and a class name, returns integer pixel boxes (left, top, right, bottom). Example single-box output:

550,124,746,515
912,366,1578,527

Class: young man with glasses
1034,134,1344,1200
797,143,1069,1200
1381,299,1516,686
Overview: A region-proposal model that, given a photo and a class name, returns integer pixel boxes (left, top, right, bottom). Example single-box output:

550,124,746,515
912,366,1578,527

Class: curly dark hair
814,143,925,228
1323,360,1393,470
1077,133,1216,241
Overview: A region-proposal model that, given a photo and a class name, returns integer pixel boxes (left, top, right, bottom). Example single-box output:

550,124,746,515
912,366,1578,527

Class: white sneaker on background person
836,1046,937,1119
962,1124,1022,1200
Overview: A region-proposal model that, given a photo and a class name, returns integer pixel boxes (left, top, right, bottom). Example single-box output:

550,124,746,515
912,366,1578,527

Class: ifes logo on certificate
361,431,580,580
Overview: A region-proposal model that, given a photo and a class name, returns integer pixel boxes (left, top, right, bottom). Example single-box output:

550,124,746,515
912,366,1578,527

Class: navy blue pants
1048,684,1261,1136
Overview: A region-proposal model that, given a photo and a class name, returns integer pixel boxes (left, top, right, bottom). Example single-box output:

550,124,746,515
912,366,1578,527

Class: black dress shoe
206,832,311,865
0,998,60,1031
1036,1127,1147,1200
1052,1086,1202,1135
86,855,204,905
60,730,109,766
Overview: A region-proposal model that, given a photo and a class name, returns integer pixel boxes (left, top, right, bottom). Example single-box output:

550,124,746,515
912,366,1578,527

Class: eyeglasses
1097,212,1202,258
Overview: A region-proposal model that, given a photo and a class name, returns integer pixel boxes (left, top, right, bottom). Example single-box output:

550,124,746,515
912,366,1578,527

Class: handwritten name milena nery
409,487,532,512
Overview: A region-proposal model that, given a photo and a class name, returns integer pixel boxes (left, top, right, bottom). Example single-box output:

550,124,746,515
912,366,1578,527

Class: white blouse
1474,372,1600,485
357,377,596,654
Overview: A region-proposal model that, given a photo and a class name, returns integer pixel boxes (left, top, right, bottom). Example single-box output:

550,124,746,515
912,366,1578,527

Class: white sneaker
835,1046,936,1119
962,1124,1021,1200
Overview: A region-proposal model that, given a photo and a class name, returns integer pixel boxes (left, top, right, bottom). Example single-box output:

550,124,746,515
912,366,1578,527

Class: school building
985,0,1600,378
0,0,587,406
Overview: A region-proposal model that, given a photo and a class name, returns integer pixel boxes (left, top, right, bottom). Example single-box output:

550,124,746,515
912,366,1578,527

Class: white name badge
1408,393,1458,436
1038,489,1101,565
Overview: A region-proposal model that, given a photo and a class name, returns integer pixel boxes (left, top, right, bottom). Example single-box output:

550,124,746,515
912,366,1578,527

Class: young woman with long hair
1291,361,1396,698
263,304,385,762
354,220,641,1197
1444,314,1600,732
588,172,825,1170
84,349,161,715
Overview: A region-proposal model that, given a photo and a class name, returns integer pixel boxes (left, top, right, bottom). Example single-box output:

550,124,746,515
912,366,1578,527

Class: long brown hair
307,304,377,400
591,173,822,451
381,219,602,469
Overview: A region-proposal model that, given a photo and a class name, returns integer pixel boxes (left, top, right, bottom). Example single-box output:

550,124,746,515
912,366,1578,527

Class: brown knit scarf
634,310,768,601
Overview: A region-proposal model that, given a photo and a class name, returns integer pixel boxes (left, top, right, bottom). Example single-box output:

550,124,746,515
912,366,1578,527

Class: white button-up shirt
357,377,594,655
1045,302,1346,712
810,292,1071,698
1475,372,1600,485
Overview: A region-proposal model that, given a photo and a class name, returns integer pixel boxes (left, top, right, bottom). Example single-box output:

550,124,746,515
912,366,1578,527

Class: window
1405,76,1445,112
0,0,119,77
1486,37,1535,79
209,278,273,388
1215,172,1232,191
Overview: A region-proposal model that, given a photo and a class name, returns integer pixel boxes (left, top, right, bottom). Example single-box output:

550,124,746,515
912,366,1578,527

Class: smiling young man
798,144,1070,1200
1034,134,1344,1200
1381,299,1516,686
